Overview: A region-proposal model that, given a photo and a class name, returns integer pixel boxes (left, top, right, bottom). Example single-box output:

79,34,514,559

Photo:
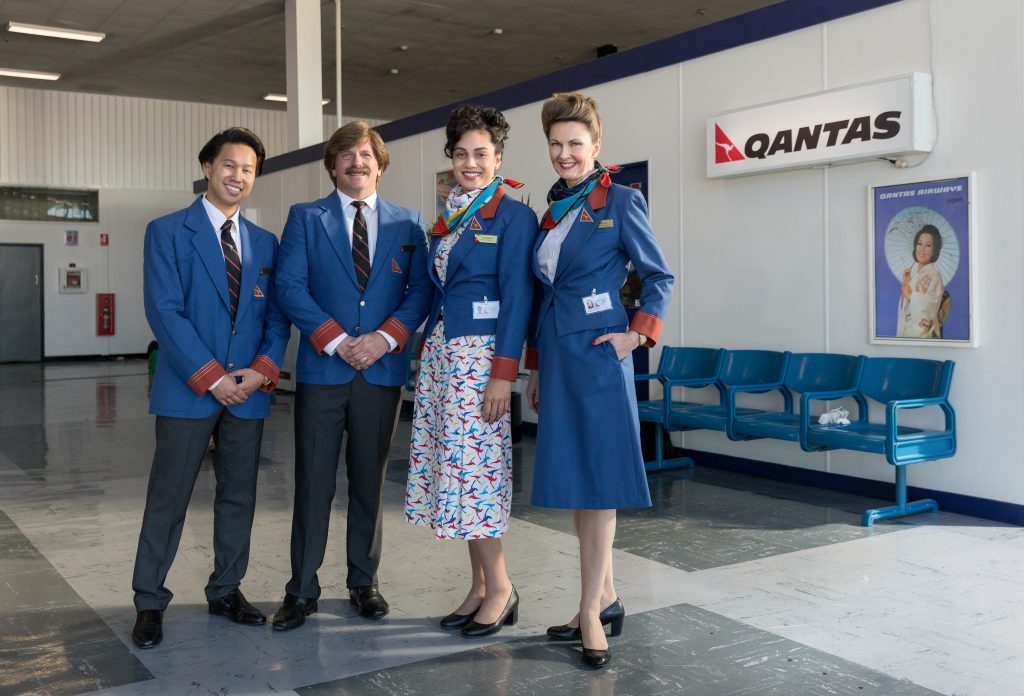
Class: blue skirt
529,312,652,510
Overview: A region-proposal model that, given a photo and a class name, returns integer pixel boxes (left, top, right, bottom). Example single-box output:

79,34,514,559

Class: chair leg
643,424,695,473
861,465,938,526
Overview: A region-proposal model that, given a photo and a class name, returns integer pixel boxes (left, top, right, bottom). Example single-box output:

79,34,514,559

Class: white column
285,0,323,150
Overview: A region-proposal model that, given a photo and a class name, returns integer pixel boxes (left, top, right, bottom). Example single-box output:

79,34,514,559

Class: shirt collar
201,195,240,232
336,188,378,212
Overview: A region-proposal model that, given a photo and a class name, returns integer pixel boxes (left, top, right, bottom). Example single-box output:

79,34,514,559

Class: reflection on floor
0,361,1019,696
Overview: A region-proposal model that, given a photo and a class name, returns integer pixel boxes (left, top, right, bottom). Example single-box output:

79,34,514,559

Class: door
0,244,43,362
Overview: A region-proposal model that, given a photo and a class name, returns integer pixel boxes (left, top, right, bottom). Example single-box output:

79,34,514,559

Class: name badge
582,291,613,314
472,299,500,319
598,219,615,229
474,234,498,244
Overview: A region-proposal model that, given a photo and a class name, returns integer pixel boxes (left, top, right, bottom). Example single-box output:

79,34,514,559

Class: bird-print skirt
405,321,512,539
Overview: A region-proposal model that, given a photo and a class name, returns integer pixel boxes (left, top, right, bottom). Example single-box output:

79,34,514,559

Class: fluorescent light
263,93,330,106
7,21,105,43
0,67,61,80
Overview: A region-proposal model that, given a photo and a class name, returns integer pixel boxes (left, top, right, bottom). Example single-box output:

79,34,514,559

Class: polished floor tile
0,361,1019,696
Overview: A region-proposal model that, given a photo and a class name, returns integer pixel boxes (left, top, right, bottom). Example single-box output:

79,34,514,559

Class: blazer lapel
234,218,258,321
318,193,358,287
366,199,398,289
186,198,232,313
553,184,610,281
444,184,504,283
427,235,444,292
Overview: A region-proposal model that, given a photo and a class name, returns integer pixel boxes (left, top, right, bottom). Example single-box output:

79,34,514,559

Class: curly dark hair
443,105,510,158
198,127,266,176
913,224,942,263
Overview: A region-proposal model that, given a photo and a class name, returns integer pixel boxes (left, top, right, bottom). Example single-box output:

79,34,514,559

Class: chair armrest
887,397,956,440
798,388,864,448
664,377,717,389
633,373,661,384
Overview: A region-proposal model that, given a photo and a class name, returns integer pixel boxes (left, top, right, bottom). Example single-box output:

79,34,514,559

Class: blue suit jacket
144,196,291,419
275,191,431,386
528,181,673,365
422,185,536,381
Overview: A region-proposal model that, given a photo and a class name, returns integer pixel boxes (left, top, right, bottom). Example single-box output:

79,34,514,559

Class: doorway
0,244,44,362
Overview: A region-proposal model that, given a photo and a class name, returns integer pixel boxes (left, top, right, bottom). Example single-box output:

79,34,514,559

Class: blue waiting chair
635,347,722,471
803,357,956,526
667,349,790,435
728,353,865,443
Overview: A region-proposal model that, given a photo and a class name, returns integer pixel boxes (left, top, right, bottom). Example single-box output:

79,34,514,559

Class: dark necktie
220,219,241,320
351,200,371,291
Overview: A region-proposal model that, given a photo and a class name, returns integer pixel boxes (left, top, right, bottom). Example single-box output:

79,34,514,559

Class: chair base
644,456,694,473
862,498,938,526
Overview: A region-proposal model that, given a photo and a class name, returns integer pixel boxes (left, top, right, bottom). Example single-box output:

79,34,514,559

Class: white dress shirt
537,206,582,282
201,195,241,391
324,188,397,356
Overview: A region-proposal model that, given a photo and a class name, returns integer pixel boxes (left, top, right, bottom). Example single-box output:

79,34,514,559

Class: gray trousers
132,409,264,611
286,373,401,598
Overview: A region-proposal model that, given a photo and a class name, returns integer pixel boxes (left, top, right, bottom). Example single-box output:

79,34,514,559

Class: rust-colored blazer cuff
250,355,280,392
630,312,663,347
524,346,539,371
310,319,344,355
380,316,410,353
490,356,520,382
188,359,227,396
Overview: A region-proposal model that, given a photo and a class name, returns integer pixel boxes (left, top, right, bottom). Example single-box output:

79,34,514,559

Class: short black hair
444,105,510,158
198,127,266,176
913,224,942,263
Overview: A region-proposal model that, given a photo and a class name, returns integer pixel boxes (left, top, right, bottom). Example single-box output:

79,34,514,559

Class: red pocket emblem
391,258,402,274
580,209,594,223
469,217,483,231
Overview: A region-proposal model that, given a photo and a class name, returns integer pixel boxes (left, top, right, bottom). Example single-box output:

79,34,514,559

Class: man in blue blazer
131,128,291,648
272,121,431,628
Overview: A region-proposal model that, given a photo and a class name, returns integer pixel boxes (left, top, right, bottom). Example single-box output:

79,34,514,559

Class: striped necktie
351,200,371,291
220,219,241,320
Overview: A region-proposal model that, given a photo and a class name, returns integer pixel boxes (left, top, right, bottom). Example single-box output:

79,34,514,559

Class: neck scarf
433,177,502,236
542,163,608,230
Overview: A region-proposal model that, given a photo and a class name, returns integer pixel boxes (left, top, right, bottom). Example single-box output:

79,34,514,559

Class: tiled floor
0,361,1019,696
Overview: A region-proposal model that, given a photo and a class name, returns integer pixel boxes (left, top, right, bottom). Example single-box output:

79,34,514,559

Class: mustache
344,166,371,176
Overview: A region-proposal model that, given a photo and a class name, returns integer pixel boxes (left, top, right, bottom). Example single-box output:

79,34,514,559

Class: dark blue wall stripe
195,0,904,193
681,448,1024,527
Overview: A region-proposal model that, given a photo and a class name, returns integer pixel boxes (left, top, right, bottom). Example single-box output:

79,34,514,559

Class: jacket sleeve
492,204,537,381
620,189,674,347
275,204,345,354
376,212,432,354
250,235,292,391
143,220,226,395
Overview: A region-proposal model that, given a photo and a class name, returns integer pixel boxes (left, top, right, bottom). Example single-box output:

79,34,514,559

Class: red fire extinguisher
97,294,115,336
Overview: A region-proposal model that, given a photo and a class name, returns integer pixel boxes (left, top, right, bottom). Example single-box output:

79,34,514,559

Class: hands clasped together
336,333,390,371
210,368,265,406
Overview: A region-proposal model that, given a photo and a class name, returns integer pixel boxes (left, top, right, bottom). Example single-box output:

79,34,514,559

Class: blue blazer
144,196,291,419
275,191,432,386
422,185,536,381
529,181,673,361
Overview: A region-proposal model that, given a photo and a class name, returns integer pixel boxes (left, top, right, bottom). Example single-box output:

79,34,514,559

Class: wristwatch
261,375,273,387
635,332,647,348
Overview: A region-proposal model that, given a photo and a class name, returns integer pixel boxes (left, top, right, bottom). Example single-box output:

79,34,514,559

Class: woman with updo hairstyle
524,92,674,668
404,104,537,636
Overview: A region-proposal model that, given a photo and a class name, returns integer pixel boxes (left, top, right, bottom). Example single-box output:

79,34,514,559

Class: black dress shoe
582,645,611,669
547,598,625,641
208,589,266,626
461,586,519,638
131,610,163,649
349,586,389,620
439,607,479,630
271,594,318,631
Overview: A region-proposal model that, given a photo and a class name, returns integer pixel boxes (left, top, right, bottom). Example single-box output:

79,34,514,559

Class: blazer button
227,363,235,369
359,300,366,307
354,326,361,333
232,330,237,336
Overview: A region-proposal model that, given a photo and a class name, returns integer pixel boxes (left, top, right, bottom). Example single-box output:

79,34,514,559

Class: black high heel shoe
461,586,519,638
439,607,479,630
582,644,611,669
547,598,625,641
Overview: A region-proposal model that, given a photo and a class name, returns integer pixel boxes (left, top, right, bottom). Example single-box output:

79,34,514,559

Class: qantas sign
707,74,934,178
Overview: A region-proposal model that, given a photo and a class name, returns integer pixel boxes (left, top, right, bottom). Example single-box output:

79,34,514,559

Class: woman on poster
897,224,946,338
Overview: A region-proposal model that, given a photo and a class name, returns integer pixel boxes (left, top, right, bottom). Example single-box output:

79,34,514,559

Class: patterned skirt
405,321,512,539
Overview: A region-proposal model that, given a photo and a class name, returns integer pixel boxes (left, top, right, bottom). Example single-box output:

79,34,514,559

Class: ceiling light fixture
7,21,105,42
263,93,330,105
492,28,503,35
0,67,61,80
389,68,399,75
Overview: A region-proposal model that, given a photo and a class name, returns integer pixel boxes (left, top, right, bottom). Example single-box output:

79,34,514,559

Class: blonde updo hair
540,92,603,142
